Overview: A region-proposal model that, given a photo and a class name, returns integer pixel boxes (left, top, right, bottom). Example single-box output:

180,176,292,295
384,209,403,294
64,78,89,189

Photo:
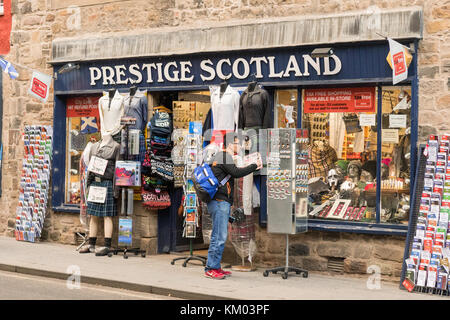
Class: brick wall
1,0,449,279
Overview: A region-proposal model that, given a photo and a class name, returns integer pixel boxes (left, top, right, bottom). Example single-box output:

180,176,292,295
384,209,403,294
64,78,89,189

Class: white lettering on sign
88,54,343,86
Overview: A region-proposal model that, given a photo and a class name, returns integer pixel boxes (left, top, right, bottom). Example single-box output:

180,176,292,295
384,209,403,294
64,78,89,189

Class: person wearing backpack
204,132,262,280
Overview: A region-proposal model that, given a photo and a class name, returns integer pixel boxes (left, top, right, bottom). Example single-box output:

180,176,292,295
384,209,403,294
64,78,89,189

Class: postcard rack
400,143,450,296
171,129,206,267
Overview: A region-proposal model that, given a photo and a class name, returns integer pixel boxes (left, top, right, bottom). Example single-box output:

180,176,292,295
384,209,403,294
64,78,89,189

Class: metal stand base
263,234,309,280
171,239,207,267
75,232,88,251
108,247,147,259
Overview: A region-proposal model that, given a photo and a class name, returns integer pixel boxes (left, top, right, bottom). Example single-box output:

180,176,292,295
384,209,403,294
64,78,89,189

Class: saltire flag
81,117,99,134
0,57,18,79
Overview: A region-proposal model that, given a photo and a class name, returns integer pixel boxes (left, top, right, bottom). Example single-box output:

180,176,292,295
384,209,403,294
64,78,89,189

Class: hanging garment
123,89,148,132
238,86,271,129
98,90,125,137
353,130,365,153
210,85,240,131
329,113,346,156
308,142,338,178
79,142,93,225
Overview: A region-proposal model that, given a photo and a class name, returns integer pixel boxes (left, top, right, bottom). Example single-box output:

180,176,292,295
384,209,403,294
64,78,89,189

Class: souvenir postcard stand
171,123,207,267
108,118,146,259
400,138,450,296
263,128,309,279
15,125,53,243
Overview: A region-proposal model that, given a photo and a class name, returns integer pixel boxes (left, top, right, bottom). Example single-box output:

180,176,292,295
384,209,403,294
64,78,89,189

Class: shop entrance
152,90,211,253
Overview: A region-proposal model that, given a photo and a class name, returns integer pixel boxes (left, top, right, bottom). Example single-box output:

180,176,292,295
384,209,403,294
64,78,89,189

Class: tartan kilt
87,180,117,217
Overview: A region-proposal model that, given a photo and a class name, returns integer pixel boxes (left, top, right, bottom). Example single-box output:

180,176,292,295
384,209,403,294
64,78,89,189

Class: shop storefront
49,8,423,258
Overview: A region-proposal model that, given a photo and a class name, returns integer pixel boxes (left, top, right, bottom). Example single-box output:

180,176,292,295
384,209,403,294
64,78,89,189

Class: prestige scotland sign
88,54,342,86
54,43,402,92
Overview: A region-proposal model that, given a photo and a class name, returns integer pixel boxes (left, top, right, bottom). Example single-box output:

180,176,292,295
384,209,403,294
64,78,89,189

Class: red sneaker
204,269,225,280
218,268,232,277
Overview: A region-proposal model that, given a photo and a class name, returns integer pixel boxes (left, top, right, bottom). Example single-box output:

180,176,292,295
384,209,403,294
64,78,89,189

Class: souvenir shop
49,33,420,255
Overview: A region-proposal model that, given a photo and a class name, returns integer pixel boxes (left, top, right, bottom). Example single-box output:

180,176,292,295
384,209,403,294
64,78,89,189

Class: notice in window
303,87,375,113
382,129,399,144
389,114,407,128
359,114,376,127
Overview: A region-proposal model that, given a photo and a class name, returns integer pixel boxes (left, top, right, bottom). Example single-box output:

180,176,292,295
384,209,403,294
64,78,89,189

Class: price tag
88,156,108,176
87,186,107,203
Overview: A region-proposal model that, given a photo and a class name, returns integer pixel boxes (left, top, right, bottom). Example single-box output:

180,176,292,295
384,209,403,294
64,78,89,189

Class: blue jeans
205,200,231,271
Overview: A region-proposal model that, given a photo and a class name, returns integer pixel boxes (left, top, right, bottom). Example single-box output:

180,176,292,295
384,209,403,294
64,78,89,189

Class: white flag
387,38,408,85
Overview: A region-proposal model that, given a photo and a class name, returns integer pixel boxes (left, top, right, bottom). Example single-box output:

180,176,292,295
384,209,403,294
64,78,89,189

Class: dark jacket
238,86,272,129
211,151,257,205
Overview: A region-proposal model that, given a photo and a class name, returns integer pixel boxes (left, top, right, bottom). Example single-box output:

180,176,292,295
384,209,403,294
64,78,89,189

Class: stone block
267,235,285,254
7,219,15,228
352,244,373,259
374,245,403,263
316,242,351,258
322,232,341,242
140,237,158,255
22,16,42,27
344,258,367,274
419,66,439,79
426,19,450,34
302,257,328,272
289,243,310,256
21,2,32,14
26,103,42,113
50,231,61,241
135,214,157,238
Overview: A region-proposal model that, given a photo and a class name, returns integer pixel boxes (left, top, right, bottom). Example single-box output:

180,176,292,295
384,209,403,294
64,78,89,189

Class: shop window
302,86,412,225
275,89,298,129
380,86,411,224
303,87,378,223
65,96,101,205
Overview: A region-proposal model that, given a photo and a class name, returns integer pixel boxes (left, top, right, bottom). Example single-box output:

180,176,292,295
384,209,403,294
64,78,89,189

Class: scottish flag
0,58,19,80
80,117,98,134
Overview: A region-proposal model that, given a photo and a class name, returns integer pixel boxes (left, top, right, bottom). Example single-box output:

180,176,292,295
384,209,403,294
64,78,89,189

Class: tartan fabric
308,144,338,178
87,180,117,217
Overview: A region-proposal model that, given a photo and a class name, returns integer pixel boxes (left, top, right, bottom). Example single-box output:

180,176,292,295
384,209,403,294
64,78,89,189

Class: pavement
0,236,446,300
0,270,179,300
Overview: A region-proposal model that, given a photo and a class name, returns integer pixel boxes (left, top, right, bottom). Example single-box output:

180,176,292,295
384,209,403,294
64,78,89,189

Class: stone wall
1,0,449,279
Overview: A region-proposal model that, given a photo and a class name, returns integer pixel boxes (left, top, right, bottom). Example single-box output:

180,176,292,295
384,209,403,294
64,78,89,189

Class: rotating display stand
108,119,146,259
171,128,207,267
263,129,309,279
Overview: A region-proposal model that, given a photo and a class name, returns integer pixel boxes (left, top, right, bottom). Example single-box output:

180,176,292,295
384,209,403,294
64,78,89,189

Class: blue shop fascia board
51,40,418,236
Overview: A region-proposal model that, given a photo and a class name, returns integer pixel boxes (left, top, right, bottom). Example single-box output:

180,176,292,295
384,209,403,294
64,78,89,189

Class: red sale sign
303,87,375,113
393,52,406,76
31,78,47,99
28,71,52,102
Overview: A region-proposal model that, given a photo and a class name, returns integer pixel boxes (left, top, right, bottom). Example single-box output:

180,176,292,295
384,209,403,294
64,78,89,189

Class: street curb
0,263,234,300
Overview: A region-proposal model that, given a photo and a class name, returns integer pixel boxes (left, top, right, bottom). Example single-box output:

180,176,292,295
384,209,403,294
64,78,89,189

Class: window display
380,87,412,224
275,89,298,129
65,96,101,205
303,86,411,224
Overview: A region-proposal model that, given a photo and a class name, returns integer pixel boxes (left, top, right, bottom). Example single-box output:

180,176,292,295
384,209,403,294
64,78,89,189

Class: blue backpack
192,163,230,203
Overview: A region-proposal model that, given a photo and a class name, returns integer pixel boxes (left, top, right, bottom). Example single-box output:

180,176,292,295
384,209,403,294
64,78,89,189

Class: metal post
285,234,289,272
